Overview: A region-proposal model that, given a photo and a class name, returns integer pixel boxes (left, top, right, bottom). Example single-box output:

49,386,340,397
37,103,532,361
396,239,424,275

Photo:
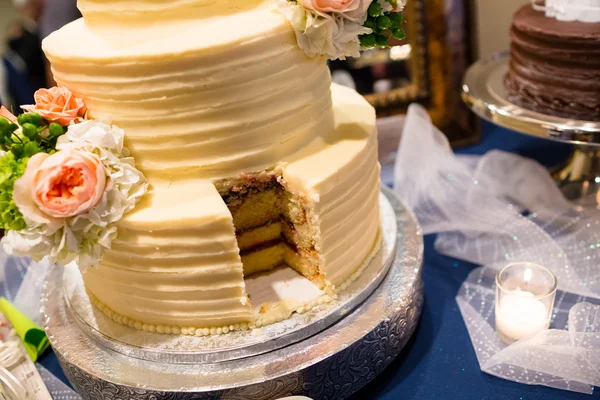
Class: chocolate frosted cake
505,4,600,121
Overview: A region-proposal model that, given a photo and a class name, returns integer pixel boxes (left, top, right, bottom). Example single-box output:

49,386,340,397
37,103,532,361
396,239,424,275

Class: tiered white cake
43,0,381,336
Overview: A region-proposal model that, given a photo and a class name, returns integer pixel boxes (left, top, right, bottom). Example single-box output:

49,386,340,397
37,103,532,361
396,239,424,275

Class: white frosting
82,85,381,330
43,7,333,181
78,0,266,25
44,0,381,332
532,0,600,22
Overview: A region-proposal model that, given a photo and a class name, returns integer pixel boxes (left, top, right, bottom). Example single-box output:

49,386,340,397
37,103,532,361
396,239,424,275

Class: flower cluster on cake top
279,0,407,60
0,87,148,271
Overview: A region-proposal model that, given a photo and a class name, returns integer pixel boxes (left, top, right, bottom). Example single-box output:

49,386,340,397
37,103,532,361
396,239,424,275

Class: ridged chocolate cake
505,4,600,121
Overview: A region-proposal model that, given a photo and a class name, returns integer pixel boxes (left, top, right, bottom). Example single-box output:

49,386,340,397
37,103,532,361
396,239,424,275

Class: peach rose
298,0,362,14
21,87,86,126
13,149,106,221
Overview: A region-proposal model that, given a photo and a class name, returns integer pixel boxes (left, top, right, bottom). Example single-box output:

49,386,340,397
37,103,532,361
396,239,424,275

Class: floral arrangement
279,0,406,60
0,87,148,271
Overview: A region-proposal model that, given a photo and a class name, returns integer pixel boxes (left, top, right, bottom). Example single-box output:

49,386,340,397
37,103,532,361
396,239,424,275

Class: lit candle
495,288,550,344
495,262,557,345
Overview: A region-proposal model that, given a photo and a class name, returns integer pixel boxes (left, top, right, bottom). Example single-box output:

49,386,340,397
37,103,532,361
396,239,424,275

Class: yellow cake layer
236,222,282,250
281,220,314,251
283,245,323,288
238,240,322,286
230,189,281,231
241,244,285,276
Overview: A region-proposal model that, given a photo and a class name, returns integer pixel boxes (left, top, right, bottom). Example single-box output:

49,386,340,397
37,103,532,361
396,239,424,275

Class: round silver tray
462,53,600,147
462,53,600,207
41,186,424,399
62,192,397,364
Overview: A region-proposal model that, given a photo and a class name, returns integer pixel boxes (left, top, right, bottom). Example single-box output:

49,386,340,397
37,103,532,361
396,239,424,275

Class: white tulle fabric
393,104,600,394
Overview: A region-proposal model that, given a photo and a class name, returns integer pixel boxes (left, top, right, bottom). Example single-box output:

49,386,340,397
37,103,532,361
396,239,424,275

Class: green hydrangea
0,152,28,231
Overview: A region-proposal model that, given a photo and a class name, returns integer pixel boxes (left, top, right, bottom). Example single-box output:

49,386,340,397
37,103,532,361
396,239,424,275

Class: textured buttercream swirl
44,7,335,180
77,0,265,25
45,0,381,333
82,85,381,330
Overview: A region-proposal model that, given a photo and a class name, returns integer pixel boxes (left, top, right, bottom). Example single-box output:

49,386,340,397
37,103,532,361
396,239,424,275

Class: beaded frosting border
87,229,382,337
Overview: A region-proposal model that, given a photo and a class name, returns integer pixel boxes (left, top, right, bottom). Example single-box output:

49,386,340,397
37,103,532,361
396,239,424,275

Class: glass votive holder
495,262,557,345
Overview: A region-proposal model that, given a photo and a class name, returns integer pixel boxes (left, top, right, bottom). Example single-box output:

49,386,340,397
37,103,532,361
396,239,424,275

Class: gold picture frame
331,0,479,147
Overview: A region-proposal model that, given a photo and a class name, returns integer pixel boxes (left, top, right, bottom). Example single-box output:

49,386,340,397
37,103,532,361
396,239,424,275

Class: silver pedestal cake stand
41,186,424,400
462,53,600,207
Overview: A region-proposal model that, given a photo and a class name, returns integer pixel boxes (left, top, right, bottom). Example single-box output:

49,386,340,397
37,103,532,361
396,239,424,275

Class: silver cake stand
41,186,424,400
462,53,600,207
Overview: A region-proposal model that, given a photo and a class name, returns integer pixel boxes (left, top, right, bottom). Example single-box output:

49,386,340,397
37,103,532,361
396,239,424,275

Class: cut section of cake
83,84,381,334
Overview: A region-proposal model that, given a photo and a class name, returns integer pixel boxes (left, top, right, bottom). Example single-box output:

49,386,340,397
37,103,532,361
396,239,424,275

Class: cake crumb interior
217,174,323,288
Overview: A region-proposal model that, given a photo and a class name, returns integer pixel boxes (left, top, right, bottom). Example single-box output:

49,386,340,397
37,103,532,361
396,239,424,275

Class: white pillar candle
495,288,550,344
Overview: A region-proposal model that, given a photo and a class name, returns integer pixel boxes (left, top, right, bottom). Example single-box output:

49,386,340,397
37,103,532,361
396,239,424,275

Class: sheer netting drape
393,104,600,394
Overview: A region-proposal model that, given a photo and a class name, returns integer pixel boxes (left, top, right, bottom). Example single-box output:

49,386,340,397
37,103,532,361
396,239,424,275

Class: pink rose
21,87,86,126
13,149,106,221
298,0,361,13
297,0,370,22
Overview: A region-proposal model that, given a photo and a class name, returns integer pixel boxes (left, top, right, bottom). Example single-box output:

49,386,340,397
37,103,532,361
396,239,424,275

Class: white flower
2,120,148,272
377,0,394,13
279,0,372,60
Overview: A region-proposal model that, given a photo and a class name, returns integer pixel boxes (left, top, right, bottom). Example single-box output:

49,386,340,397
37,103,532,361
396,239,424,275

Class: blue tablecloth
39,122,597,399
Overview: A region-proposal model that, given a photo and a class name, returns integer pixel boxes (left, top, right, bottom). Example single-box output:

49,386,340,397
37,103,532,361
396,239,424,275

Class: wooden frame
331,0,480,147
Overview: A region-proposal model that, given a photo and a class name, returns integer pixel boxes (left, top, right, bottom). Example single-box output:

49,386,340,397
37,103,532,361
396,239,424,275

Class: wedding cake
0,0,407,336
